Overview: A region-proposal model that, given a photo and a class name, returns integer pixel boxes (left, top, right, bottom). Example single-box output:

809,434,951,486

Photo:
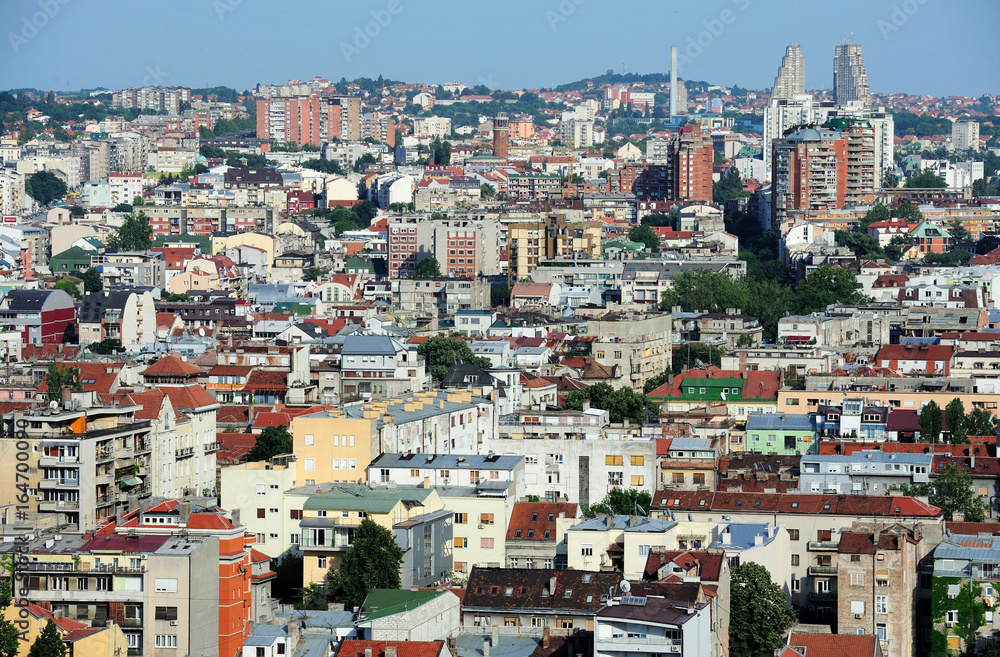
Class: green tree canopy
967,408,996,437
900,464,987,522
26,621,65,657
417,335,492,381
44,363,80,403
414,257,442,278
628,224,660,250
325,518,404,610
918,401,943,444
81,268,103,293
729,562,796,657
584,488,652,517
54,279,80,300
302,267,326,282
87,339,124,355
248,425,293,462
106,211,153,251
301,159,344,175
563,382,660,424
480,183,496,199
944,398,968,444
906,168,947,188
0,579,20,657
640,213,674,228
891,201,924,223
25,170,67,205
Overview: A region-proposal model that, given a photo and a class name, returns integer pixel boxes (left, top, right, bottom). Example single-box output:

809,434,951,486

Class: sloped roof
786,632,877,657
336,641,444,657
506,502,579,541
141,354,204,377
161,384,219,412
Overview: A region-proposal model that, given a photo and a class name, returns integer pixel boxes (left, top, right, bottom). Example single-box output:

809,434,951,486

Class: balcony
175,447,195,459
808,565,838,576
203,442,220,454
808,540,839,551
38,455,80,467
38,478,80,490
96,448,115,463
38,500,79,512
121,618,142,629
809,591,836,601
135,439,151,454
17,561,144,574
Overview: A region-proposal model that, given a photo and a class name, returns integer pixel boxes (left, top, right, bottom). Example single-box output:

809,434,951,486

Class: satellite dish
619,580,631,593
49,401,59,410
720,391,727,401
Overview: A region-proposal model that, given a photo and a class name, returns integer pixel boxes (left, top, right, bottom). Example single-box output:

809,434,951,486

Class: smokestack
670,46,678,118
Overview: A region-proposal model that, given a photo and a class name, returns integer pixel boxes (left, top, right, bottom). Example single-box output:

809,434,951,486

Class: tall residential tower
770,44,805,101
833,43,871,106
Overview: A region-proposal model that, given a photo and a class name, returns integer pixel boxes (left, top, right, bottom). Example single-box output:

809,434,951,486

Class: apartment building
505,502,580,571
256,97,322,147
412,116,452,139
220,456,298,558
112,86,191,114
507,214,602,282
78,289,158,353
932,533,1000,654
439,484,513,576
952,119,980,151
393,277,492,316
507,174,561,201
772,125,845,223
0,289,76,346
595,596,712,657
291,409,379,487
0,403,154,531
335,334,428,402
586,313,671,391
109,172,145,207
565,515,680,580
387,215,503,279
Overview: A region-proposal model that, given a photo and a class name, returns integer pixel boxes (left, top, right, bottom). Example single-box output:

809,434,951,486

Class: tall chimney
483,639,490,657
178,501,193,525
670,46,678,118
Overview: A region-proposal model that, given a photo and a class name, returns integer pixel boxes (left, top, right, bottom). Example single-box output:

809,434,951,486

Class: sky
1,0,998,98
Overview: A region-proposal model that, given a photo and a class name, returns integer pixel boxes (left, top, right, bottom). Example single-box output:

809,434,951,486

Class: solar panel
621,596,647,606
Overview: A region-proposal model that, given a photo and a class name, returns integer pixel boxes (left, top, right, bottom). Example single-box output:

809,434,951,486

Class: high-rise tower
833,43,871,106
770,44,805,101
492,113,509,161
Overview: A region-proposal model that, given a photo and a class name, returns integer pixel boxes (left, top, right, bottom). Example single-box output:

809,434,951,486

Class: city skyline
1,0,997,97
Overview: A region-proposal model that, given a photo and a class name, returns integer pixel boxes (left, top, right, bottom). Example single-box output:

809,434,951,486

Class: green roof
909,220,951,239
345,257,375,273
362,588,446,621
303,485,434,513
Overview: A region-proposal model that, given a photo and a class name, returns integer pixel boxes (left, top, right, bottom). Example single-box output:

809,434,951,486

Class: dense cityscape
0,4,999,657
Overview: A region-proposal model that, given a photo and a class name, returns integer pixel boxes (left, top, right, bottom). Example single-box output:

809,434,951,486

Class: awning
119,477,141,488
785,336,811,342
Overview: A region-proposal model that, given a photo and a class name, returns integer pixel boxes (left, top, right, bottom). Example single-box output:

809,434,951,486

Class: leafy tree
17,126,36,144
713,167,748,205
729,562,796,657
26,621,65,657
164,293,192,302
0,579,20,657
891,201,924,223
948,220,971,244
792,264,868,314
945,398,968,444
834,230,889,261
271,553,303,603
25,170,67,205
106,212,153,251
54,279,80,300
883,172,900,188
491,286,511,307
900,465,987,522
69,205,85,217
353,200,378,224
81,268,103,293
918,401,943,444
325,518,404,610
303,267,326,282
672,344,724,374
87,339,124,355
248,425,293,462
300,582,328,611
973,178,998,197
736,333,755,348
906,168,947,188
111,203,132,213
640,213,674,228
431,138,451,165
628,224,660,250
977,235,1000,255
44,363,80,403
583,488,652,518
133,196,144,206
967,408,996,437
302,159,344,175
354,153,377,172
859,202,891,231
480,183,496,199
417,336,492,381
414,257,442,278
643,369,671,394
563,382,659,424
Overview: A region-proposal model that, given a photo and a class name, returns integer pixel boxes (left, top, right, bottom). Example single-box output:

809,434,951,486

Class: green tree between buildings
967,408,997,437
248,425,293,462
896,465,987,523
26,621,66,657
25,170,67,205
302,267,326,282
413,257,442,278
729,562,796,657
628,224,660,251
0,579,20,657
325,518,404,610
583,488,652,518
87,339,125,355
44,363,80,404
417,335,492,381
53,279,80,300
106,211,153,252
919,400,943,444
563,382,659,425
81,268,103,293
944,398,969,444
906,168,948,188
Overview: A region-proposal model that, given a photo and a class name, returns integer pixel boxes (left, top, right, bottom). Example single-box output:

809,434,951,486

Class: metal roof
370,452,523,471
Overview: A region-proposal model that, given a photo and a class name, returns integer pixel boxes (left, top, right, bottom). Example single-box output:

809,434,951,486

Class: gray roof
340,391,490,427
666,438,715,452
3,289,69,312
710,523,776,551
745,413,816,432
341,334,404,356
456,633,539,657
292,634,334,657
802,450,933,466
370,452,523,471
79,290,135,322
569,515,676,532
243,626,289,646
934,534,1000,561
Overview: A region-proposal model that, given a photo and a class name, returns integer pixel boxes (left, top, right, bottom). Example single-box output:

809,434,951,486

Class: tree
417,335,492,381
977,235,1000,255
106,211,153,251
902,465,987,522
792,265,868,314
303,267,326,282
111,203,133,213
563,382,660,425
248,425,293,462
353,200,378,224
643,369,671,394
967,408,996,437
133,196,144,206
729,562,796,657
354,153,377,172
164,293,192,302
480,183,496,199
640,213,674,228
271,553,303,604
919,401,943,444
413,257,442,278
891,201,923,223
69,205,85,217
628,224,660,251
302,159,344,175
44,363,80,403
859,202,891,231
584,488,652,517
87,339,124,355
54,279,80,300
883,172,900,188
945,398,968,444
81,268,102,293
0,579,20,657
948,220,971,244
25,170,67,205
906,168,947,188
325,518,404,610
431,138,451,165
300,583,328,611
713,167,748,205
26,621,65,657
490,286,511,308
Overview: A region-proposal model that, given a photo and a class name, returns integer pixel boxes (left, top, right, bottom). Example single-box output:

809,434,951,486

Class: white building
109,171,145,206
595,597,712,657
411,116,452,139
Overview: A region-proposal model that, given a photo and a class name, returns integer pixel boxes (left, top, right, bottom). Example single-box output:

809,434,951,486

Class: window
509,558,518,568
257,508,265,519
791,554,799,566
256,484,265,496
304,434,314,446
631,475,644,486
672,472,684,484
455,513,467,524
791,578,800,593
606,455,623,466
788,529,800,541
481,538,495,549
875,595,887,614
630,456,644,466
155,607,178,621
851,600,865,615
154,635,177,649
525,558,533,569
454,537,468,548
947,610,959,624
608,472,623,486
317,557,326,569
77,577,87,591
304,458,314,471
581,544,593,556
638,545,650,556
290,509,302,520
876,624,887,641
692,473,705,485
154,578,178,593
479,513,494,525
817,580,830,593
850,572,864,587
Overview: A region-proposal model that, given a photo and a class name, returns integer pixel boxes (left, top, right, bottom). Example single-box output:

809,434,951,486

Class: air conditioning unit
855,614,863,619
668,647,681,654
478,524,485,529
170,620,178,626
946,621,955,628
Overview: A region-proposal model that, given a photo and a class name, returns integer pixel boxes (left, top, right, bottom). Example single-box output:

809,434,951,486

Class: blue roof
667,438,714,452
570,515,676,532
935,534,1000,561
803,450,932,466
711,523,776,551
745,413,815,431
456,310,496,316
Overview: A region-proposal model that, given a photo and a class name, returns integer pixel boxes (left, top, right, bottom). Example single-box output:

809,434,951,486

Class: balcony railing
39,478,80,489
38,500,79,511
18,562,144,574
808,540,839,551
175,447,195,459
204,442,220,454
809,565,838,576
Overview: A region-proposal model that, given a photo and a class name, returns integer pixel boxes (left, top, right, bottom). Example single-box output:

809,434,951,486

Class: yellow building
2,604,128,657
507,212,602,282
211,231,277,267
292,410,379,486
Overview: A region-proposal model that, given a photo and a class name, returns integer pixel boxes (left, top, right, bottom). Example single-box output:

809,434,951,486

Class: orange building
674,125,713,202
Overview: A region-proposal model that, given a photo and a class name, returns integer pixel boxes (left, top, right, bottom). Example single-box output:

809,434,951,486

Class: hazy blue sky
2,0,997,97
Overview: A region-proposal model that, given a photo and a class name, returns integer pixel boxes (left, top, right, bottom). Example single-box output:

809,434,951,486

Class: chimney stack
482,639,490,657
386,647,397,657
542,626,550,650
365,647,372,657
178,501,193,525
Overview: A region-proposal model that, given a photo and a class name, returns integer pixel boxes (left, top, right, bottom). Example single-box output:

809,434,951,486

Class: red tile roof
506,502,579,541
644,550,725,582
217,405,250,424
161,385,219,412
23,601,87,632
186,513,235,530
217,433,256,463
651,490,941,518
121,390,167,421
874,343,955,363
245,370,288,391
336,641,445,657
786,632,878,657
22,345,81,360
946,522,1000,535
141,354,204,377
79,533,171,553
